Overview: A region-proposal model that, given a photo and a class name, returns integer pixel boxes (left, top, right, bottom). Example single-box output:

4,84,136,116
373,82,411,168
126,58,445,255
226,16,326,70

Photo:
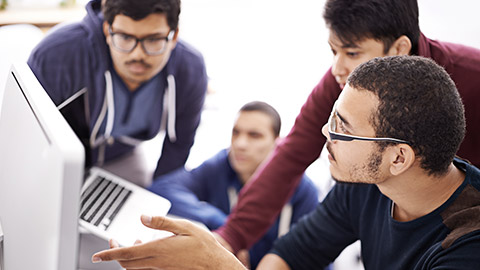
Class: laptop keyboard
79,175,132,230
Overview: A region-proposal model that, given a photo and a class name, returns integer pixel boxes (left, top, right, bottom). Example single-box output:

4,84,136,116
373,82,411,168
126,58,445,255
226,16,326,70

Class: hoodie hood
28,0,208,172
83,0,110,65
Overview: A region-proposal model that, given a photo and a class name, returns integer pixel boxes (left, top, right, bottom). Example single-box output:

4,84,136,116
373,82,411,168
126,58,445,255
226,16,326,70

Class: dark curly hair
347,55,465,176
323,0,420,54
103,0,181,30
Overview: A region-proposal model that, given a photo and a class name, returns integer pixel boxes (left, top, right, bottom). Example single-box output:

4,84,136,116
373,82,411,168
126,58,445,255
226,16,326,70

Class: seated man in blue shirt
93,56,480,269
148,101,319,269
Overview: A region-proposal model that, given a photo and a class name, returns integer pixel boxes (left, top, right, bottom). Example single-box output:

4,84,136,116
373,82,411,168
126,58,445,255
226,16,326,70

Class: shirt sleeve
27,23,89,106
215,70,342,252
149,152,228,230
153,44,208,177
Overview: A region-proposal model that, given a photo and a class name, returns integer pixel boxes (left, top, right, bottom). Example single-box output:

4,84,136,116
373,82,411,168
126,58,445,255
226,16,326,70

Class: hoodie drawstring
89,71,177,165
104,70,115,139
166,74,177,142
89,70,114,165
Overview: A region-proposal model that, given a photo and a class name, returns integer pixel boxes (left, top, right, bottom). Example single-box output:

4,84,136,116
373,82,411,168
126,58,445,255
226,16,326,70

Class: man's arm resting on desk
92,215,247,270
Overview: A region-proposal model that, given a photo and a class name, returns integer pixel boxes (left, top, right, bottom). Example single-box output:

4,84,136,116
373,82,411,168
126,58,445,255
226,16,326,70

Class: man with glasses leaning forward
28,0,208,187
93,55,480,269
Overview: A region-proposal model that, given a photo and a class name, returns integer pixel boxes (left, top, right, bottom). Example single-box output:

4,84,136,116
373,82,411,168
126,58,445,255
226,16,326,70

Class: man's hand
92,215,247,270
212,231,233,252
236,249,251,269
213,230,249,268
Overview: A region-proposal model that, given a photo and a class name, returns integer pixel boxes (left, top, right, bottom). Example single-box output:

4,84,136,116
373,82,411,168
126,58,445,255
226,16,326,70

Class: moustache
125,59,151,69
326,142,336,161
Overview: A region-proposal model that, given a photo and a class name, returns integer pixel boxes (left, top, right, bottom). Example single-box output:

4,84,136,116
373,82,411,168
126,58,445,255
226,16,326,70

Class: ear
103,21,111,45
169,28,180,50
387,35,412,56
387,144,416,176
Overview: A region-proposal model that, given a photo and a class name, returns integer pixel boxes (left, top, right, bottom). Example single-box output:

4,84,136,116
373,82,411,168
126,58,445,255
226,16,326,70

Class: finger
109,239,120,249
141,215,195,235
92,243,152,263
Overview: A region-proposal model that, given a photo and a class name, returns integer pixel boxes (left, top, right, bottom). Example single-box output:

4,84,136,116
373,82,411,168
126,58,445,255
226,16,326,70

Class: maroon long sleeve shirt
216,33,480,252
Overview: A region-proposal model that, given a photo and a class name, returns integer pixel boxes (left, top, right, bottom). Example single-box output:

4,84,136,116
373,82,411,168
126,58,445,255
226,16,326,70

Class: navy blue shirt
149,149,319,269
271,158,480,269
100,68,164,139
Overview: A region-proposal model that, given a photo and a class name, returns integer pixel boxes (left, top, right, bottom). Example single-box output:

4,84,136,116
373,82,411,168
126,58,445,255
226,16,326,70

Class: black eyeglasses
327,102,409,144
108,26,174,55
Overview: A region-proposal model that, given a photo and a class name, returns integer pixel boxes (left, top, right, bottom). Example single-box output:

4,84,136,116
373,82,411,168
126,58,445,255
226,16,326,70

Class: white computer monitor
0,63,84,270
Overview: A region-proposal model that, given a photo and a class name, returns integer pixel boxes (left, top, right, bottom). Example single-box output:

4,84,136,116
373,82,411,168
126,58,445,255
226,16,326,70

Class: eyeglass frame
327,101,410,144
108,26,175,55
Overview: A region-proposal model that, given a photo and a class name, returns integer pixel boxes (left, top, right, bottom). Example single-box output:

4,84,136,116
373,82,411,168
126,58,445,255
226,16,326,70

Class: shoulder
31,22,91,59
297,175,318,194
196,149,231,172
170,40,206,71
289,175,319,203
423,37,480,76
439,160,480,247
420,230,480,268
167,40,208,99
28,21,104,77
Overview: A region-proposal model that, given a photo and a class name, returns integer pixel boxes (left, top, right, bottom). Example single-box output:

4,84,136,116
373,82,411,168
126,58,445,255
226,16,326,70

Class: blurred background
1,0,479,269
1,0,480,169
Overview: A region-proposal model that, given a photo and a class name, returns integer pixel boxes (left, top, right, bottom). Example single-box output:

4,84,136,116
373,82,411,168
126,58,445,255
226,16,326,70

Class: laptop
79,167,172,247
1,62,172,254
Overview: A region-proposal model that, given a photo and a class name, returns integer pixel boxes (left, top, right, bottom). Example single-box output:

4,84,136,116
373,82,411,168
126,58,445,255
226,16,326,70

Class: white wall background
1,1,479,269
177,0,480,171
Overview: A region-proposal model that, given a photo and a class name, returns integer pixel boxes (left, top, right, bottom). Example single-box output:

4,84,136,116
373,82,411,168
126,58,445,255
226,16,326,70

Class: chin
330,170,354,184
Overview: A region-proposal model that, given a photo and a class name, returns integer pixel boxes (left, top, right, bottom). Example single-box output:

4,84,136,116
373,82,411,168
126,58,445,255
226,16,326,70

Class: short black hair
239,101,281,137
103,0,181,30
347,55,465,176
323,0,420,54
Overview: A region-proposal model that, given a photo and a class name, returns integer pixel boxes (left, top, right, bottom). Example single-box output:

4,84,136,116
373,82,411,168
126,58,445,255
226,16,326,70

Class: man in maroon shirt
214,0,480,254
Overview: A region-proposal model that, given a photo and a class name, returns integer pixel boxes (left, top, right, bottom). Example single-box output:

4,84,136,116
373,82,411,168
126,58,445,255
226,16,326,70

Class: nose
321,124,331,142
331,54,348,79
232,134,248,149
130,41,147,58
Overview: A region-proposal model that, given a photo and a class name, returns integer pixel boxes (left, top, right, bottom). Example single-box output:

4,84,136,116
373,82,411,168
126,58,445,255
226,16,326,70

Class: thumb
141,215,191,235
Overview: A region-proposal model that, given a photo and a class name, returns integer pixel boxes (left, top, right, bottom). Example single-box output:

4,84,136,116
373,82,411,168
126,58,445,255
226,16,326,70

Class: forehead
234,111,274,133
111,13,169,35
336,85,379,131
328,31,385,52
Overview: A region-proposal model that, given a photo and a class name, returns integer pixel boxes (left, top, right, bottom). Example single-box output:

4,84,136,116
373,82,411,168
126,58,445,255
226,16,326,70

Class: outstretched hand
92,215,247,270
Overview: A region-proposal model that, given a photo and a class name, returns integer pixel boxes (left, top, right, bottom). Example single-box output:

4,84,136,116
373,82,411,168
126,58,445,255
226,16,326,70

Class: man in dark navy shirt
92,56,480,270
